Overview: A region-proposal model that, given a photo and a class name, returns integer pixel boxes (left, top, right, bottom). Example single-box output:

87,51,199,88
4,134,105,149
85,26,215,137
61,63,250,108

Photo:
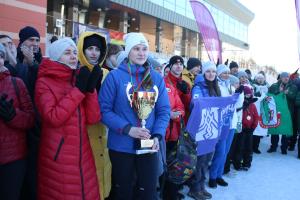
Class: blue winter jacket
99,61,171,154
192,74,210,99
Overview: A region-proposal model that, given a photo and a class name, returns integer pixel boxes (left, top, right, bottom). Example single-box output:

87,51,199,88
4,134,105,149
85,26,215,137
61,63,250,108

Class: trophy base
135,139,156,154
136,149,158,155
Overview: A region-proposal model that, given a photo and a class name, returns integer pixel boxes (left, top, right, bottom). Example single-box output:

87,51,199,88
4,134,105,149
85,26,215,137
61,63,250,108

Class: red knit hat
243,86,253,96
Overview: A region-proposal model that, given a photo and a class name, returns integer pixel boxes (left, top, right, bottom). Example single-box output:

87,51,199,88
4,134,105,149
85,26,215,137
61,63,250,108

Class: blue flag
186,94,238,156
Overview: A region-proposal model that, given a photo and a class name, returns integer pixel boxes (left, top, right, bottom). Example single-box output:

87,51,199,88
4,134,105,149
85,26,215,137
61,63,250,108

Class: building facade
0,0,47,52
0,0,254,61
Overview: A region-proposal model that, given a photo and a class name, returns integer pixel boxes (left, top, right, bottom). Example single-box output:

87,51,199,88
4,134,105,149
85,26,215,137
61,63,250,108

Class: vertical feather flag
189,0,222,64
295,0,300,61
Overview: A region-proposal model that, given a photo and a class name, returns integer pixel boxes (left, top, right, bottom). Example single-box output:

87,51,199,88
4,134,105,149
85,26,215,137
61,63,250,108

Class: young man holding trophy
99,32,170,200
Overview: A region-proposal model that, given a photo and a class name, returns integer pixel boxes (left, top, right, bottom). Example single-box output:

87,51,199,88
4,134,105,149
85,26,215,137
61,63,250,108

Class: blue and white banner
186,94,238,156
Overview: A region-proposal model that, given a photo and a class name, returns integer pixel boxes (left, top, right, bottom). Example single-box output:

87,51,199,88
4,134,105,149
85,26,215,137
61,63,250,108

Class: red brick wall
0,0,47,53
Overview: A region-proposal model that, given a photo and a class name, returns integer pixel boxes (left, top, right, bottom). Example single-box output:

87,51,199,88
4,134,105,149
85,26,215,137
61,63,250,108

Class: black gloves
235,85,244,94
75,66,90,93
254,91,261,97
87,65,103,93
176,81,189,94
0,94,16,122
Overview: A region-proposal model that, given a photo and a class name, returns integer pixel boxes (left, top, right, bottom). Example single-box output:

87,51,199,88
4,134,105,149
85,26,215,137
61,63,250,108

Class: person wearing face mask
35,38,102,200
0,43,35,200
188,61,221,200
77,32,111,200
99,32,170,200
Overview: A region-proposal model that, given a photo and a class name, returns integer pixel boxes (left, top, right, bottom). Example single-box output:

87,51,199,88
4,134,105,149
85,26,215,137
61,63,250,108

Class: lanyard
127,62,148,92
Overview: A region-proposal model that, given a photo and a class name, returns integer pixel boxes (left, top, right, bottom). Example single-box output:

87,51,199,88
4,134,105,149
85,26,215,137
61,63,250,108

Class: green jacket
268,80,298,114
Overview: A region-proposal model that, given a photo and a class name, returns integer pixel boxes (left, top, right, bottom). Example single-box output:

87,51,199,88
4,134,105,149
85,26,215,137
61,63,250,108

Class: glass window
176,0,186,8
176,7,185,16
164,0,175,11
186,3,194,19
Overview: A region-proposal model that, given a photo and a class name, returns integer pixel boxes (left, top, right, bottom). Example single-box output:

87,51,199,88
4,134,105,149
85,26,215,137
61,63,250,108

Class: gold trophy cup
126,83,159,151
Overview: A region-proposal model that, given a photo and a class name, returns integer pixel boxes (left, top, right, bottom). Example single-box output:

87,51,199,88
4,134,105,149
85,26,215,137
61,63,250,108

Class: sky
239,0,299,73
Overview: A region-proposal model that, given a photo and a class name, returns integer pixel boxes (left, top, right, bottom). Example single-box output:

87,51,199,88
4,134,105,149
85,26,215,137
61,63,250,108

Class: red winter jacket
35,59,101,200
242,103,259,129
164,76,185,142
167,72,191,123
0,70,34,164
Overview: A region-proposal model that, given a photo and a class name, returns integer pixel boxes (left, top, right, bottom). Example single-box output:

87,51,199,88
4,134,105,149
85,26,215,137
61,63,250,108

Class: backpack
166,118,197,185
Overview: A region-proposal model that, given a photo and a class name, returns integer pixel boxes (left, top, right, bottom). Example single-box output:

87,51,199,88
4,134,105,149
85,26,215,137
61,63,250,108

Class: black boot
216,178,228,186
288,145,295,151
253,149,261,154
208,179,217,188
267,147,276,153
281,146,287,155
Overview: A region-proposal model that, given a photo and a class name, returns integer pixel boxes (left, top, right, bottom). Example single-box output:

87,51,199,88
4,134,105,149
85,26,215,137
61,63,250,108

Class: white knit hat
217,64,230,76
254,73,265,81
124,32,149,57
49,37,77,62
201,61,217,74
238,70,248,79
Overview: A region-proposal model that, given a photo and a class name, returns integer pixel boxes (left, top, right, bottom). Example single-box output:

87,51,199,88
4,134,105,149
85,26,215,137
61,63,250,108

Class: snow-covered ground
182,136,300,200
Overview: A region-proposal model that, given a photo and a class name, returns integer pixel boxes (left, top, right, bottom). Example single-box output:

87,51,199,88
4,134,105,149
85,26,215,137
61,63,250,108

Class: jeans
190,152,214,192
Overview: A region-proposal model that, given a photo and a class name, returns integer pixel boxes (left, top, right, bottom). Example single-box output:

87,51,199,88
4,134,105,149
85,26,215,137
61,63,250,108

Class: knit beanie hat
229,61,238,69
83,34,102,51
124,32,149,57
244,86,253,96
49,37,77,62
229,74,240,85
148,56,162,69
238,70,248,79
245,69,252,75
0,43,5,59
217,64,230,76
201,61,216,74
19,26,40,44
254,73,265,81
187,57,201,71
280,72,289,78
169,55,184,68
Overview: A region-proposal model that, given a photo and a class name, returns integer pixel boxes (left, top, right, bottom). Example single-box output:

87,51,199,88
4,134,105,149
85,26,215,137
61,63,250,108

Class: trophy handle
153,85,159,103
126,82,133,107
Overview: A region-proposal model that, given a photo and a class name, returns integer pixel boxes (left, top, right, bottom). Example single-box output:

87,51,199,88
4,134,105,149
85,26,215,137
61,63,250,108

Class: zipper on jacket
78,107,85,200
54,137,64,161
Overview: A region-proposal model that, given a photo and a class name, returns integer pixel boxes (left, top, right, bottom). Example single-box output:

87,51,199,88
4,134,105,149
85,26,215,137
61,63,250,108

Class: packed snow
182,136,300,200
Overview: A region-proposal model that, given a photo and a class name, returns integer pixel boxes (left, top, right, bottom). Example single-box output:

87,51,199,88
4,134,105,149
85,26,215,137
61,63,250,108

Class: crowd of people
1,26,300,200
